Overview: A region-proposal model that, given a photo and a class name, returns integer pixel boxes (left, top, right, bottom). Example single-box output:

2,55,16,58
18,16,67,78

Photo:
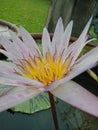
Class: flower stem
48,92,59,130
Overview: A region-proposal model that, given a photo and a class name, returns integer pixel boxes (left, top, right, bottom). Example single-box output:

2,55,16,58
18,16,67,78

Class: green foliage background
0,0,49,33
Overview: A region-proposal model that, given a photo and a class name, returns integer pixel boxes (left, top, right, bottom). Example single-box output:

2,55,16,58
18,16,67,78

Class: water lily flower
0,17,98,118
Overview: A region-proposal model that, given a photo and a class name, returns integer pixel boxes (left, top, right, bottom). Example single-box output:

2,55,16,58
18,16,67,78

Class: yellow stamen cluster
17,54,71,86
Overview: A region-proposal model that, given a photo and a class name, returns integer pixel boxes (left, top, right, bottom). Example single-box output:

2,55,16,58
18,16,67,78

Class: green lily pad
11,92,50,114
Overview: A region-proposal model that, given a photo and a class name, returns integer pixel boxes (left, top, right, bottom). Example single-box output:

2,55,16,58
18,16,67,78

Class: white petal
72,16,93,56
58,20,73,54
0,72,44,88
72,46,98,76
0,36,22,58
66,45,98,83
9,31,29,58
52,18,64,55
0,86,44,112
78,16,93,41
0,61,15,73
0,77,24,86
51,80,98,118
0,77,44,89
42,28,51,56
19,26,41,57
0,49,13,59
63,17,92,66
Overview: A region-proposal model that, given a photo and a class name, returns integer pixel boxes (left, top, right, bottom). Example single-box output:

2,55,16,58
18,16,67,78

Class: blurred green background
0,0,49,33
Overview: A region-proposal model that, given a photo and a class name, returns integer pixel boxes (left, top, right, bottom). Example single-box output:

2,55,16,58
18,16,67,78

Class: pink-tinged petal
78,16,93,41
0,77,44,89
58,20,73,55
9,31,29,58
0,61,15,74
63,17,93,66
0,49,13,59
72,16,92,51
66,45,98,82
0,36,22,58
73,46,98,75
0,72,44,88
52,18,64,54
0,85,14,96
76,46,98,65
69,38,88,67
19,26,41,57
0,77,25,86
62,35,88,64
0,49,24,63
42,28,51,56
51,80,98,118
0,36,12,51
0,86,44,112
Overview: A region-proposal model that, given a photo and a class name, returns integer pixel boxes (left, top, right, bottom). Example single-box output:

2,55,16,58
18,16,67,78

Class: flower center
17,54,71,86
